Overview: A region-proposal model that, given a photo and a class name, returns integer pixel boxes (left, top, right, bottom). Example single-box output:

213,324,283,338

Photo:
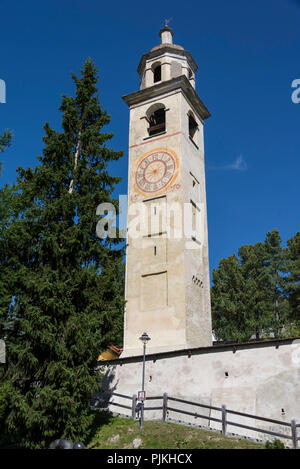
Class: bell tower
122,27,212,357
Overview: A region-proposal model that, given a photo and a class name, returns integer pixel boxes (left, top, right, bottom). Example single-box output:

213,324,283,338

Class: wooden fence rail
99,391,299,448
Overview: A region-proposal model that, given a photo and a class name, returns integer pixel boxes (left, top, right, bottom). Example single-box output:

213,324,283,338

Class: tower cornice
122,75,210,121
137,46,198,76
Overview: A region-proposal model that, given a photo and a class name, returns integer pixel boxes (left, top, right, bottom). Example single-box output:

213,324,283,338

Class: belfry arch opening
152,62,162,83
146,103,166,137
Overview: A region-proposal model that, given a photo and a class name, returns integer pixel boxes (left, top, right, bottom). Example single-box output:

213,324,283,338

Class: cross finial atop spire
164,17,172,27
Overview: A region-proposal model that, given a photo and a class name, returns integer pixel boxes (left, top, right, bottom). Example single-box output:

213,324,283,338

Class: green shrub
265,439,286,449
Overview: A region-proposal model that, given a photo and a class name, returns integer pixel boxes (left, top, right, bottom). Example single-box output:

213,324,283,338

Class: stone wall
98,338,300,445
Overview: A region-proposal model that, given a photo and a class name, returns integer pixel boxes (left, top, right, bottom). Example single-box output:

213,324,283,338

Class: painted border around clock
133,147,179,197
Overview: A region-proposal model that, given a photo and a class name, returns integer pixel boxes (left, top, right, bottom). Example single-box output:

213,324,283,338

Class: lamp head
139,332,151,344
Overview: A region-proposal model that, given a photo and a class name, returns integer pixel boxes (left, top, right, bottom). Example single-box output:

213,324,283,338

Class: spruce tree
0,129,12,174
211,234,288,341
211,254,250,341
0,59,124,448
286,232,300,322
0,131,15,345
238,242,273,339
0,130,12,155
0,183,15,332
263,229,290,335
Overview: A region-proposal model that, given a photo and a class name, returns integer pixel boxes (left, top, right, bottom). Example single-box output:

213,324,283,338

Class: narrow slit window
154,246,157,256
189,114,198,141
190,173,200,200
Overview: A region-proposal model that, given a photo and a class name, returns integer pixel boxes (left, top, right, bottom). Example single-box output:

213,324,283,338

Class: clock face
134,148,179,196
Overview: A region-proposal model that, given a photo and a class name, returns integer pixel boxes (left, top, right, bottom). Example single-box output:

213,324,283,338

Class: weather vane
164,17,173,27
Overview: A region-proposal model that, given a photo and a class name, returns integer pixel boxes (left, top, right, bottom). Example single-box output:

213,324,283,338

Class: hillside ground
87,411,265,449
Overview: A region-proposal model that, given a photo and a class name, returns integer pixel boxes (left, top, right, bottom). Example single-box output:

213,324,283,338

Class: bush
265,439,286,449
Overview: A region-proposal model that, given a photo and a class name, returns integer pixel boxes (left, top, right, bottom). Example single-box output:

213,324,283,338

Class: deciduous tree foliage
0,59,124,448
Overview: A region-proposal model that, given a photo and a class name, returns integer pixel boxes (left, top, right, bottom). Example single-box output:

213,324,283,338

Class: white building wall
99,339,300,445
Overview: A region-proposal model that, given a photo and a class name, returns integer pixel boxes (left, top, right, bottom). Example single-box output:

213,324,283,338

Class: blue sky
0,0,299,276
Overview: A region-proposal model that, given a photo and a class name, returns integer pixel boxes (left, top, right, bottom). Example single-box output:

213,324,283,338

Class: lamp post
139,332,151,430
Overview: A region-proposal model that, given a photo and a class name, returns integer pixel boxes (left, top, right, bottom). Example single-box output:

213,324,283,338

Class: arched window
146,103,166,137
152,62,162,83
188,112,198,142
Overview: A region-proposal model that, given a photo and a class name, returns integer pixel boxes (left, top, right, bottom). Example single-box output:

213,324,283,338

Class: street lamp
139,332,151,429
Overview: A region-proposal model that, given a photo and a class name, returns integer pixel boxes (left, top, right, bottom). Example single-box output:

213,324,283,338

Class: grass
87,412,264,449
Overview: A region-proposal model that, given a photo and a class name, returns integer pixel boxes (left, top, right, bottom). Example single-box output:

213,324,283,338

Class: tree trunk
68,130,82,194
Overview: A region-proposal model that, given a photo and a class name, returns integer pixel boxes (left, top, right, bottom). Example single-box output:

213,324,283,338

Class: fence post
291,419,298,449
221,405,227,435
132,394,137,419
162,393,168,421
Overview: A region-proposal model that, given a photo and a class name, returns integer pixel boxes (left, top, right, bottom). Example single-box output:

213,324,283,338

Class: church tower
122,26,212,357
